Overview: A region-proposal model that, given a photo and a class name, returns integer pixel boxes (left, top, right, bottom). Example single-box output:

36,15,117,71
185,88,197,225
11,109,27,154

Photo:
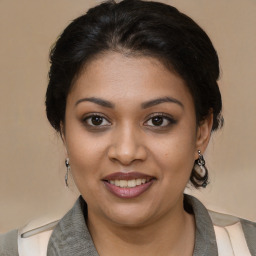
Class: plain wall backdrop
0,0,256,233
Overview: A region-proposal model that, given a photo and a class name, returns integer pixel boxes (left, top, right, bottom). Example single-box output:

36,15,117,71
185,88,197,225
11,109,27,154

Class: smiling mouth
102,172,156,198
106,178,153,188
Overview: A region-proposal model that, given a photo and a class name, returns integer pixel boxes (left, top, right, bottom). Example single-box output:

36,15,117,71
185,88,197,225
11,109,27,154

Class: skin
62,52,213,256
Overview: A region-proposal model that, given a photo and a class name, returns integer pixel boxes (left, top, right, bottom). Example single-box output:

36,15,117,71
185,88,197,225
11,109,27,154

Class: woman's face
63,52,211,227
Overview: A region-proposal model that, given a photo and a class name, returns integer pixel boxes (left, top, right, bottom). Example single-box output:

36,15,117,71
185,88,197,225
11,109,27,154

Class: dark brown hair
46,0,223,188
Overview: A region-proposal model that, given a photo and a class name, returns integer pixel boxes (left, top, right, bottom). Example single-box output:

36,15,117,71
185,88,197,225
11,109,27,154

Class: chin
100,202,158,227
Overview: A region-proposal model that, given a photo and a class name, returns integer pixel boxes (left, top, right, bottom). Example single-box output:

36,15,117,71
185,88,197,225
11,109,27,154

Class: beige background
0,0,255,233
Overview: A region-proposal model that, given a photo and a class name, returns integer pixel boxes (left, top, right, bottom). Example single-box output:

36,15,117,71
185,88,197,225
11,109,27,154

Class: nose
107,124,147,165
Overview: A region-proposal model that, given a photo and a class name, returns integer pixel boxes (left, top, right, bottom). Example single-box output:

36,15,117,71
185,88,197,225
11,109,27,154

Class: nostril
107,143,147,165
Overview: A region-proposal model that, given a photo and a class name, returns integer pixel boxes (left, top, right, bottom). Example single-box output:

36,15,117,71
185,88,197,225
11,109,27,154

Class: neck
87,196,195,256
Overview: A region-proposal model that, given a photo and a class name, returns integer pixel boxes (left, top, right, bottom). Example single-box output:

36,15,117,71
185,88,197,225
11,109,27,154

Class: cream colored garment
209,210,252,256
18,210,253,256
18,219,57,256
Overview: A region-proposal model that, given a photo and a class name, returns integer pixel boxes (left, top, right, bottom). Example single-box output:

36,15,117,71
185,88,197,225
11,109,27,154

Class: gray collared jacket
1,195,256,256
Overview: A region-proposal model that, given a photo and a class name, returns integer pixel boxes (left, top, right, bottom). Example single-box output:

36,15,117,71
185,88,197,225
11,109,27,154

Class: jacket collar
47,195,217,256
47,197,99,256
185,195,218,255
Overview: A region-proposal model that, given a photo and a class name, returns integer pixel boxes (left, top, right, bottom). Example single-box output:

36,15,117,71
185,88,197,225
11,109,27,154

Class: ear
60,122,68,155
194,112,213,159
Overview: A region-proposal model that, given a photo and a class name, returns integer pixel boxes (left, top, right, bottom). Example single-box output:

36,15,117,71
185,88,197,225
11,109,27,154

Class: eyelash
144,113,177,128
82,113,111,128
82,113,177,129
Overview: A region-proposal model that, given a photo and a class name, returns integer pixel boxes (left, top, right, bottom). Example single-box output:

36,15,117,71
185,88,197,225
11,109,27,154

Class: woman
1,0,255,255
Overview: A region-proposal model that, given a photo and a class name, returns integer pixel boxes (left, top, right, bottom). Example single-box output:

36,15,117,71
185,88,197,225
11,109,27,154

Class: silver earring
65,158,70,187
194,150,208,188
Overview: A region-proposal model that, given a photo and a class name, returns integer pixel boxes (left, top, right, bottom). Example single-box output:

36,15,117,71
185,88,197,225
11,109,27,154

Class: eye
144,113,176,127
83,114,111,127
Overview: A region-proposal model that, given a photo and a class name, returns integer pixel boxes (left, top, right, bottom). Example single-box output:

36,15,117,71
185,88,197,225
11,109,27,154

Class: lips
102,172,156,199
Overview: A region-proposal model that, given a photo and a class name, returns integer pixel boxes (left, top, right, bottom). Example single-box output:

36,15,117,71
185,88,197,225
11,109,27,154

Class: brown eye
144,114,177,128
84,114,111,127
152,116,164,126
91,116,103,126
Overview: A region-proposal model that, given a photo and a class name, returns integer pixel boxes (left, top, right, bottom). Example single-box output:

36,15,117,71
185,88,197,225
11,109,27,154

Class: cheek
150,127,196,181
64,125,108,183
67,138,105,202
69,143,104,175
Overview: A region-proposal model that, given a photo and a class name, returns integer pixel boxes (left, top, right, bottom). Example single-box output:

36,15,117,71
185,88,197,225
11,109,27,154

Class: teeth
119,180,128,188
109,178,150,188
128,179,136,188
136,179,142,185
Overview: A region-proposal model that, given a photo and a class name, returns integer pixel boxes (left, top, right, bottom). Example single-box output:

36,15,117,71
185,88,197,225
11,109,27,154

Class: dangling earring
65,158,70,187
194,150,209,188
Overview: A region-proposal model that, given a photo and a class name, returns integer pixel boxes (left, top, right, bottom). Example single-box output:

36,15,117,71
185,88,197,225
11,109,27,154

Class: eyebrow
75,96,184,109
141,97,184,109
75,97,114,108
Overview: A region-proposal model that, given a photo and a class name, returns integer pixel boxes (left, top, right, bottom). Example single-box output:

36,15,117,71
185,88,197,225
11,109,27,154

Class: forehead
69,52,193,107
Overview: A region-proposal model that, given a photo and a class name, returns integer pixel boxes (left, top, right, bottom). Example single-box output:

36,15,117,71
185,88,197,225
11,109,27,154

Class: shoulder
208,208,256,235
209,209,256,255
0,229,19,256
18,218,59,256
0,198,82,256
185,194,256,255
0,217,59,256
